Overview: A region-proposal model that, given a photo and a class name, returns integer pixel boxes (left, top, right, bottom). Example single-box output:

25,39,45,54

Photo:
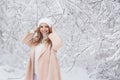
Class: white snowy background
0,0,120,80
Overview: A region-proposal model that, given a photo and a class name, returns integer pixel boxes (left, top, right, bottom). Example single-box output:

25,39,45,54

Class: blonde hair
30,26,52,47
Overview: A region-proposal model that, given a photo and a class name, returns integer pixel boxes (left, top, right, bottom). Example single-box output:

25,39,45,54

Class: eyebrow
40,26,49,27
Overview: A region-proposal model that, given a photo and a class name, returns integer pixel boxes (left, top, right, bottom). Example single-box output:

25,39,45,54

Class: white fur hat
37,18,54,27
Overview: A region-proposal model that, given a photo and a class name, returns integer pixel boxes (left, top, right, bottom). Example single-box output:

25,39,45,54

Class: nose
42,27,48,31
43,27,46,30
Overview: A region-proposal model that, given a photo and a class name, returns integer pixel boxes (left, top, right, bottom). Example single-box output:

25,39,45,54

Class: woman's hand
34,27,39,32
51,26,56,33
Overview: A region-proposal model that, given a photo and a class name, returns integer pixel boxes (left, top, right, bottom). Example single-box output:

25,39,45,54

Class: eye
40,26,43,28
45,26,49,28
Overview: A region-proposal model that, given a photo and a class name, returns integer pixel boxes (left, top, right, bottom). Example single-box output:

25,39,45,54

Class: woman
22,18,63,80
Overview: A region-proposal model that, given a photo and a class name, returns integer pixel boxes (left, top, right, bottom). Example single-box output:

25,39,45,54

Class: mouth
43,31,47,32
42,31,48,33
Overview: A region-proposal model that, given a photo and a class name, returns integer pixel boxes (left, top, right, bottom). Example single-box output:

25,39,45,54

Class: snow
61,67,93,80
0,65,92,80
0,0,120,80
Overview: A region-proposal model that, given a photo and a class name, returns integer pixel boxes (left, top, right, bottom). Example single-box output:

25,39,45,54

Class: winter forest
0,0,120,80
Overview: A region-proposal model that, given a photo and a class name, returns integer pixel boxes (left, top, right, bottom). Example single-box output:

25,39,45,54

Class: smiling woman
39,23,51,38
22,18,64,80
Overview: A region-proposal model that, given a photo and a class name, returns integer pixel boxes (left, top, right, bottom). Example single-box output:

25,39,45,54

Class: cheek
46,28,49,31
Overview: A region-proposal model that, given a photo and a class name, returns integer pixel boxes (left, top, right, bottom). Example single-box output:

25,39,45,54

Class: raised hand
51,26,56,33
34,27,39,32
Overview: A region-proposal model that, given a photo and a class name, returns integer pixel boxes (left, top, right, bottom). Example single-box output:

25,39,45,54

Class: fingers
51,26,56,33
34,27,39,32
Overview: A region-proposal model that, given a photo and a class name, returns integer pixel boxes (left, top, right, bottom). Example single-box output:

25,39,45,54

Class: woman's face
39,23,50,35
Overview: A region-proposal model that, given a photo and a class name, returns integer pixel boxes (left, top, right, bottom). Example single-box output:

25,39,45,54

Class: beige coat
22,31,63,80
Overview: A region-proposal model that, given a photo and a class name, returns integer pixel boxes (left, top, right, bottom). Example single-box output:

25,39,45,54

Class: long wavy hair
30,26,52,46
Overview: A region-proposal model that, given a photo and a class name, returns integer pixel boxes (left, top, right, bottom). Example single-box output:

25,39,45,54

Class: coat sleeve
48,32,64,51
21,32,34,48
